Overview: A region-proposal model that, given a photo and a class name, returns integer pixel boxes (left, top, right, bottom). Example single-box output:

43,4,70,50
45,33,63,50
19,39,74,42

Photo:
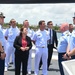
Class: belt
41,46,46,48
2,46,4,50
48,44,53,45
36,46,46,48
2,46,4,48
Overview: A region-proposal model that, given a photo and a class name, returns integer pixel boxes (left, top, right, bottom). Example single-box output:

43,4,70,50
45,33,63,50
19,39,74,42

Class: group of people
0,12,33,75
57,23,75,75
0,12,58,75
0,11,75,75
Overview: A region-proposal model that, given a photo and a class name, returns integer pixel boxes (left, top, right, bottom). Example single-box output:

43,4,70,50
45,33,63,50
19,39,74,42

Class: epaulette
65,32,69,36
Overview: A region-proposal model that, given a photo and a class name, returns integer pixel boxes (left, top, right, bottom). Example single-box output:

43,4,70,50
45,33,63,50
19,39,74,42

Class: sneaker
28,71,31,75
4,67,8,72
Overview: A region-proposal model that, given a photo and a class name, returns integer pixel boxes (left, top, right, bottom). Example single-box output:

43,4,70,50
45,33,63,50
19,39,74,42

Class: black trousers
0,59,5,75
47,44,54,68
58,53,66,75
71,55,75,59
15,51,29,75
39,44,54,69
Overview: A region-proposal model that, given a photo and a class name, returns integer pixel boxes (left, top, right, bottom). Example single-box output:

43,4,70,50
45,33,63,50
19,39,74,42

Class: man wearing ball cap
0,12,6,75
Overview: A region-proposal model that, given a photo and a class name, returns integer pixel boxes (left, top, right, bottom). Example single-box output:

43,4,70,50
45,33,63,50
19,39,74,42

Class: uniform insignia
67,34,69,36
66,32,69,36
38,34,40,36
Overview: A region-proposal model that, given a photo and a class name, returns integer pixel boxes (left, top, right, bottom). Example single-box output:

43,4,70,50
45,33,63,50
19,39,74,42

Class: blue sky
0,3,75,26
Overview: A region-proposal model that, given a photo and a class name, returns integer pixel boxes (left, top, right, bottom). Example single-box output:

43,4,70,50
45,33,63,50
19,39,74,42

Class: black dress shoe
50,63,52,65
31,71,34,74
9,62,13,64
47,67,50,71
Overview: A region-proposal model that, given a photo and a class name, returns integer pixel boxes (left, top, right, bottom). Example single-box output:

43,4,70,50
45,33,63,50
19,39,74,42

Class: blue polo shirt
0,25,5,46
57,31,70,53
70,30,75,51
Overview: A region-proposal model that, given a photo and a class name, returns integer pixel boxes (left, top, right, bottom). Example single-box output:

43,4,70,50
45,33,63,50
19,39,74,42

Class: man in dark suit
39,21,58,70
47,21,58,69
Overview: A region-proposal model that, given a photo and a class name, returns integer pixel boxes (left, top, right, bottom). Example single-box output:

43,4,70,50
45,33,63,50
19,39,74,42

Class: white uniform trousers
34,47,48,75
5,42,15,68
10,51,14,63
27,49,32,73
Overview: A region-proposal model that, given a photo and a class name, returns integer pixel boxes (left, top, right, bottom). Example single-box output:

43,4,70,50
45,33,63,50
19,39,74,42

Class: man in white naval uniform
7,20,14,64
23,20,34,74
4,19,20,71
32,20,50,75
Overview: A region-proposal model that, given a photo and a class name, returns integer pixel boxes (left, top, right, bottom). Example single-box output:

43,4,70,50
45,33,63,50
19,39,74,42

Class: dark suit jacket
49,29,58,49
52,30,58,48
14,35,32,53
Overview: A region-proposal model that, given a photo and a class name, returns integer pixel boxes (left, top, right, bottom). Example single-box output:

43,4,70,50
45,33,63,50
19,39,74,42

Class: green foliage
3,23,9,28
3,23,23,28
16,23,23,28
52,24,60,31
3,23,60,31
53,26,60,30
29,25,39,31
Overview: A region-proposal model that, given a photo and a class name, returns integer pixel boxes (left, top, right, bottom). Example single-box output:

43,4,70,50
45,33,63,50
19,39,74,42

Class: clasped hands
0,52,6,60
20,47,29,51
62,53,71,60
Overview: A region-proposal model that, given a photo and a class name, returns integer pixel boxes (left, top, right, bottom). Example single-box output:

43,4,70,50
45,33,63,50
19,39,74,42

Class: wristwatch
1,51,4,53
66,53,69,58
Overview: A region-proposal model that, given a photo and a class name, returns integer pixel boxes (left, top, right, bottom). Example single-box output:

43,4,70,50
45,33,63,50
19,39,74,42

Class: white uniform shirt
27,28,34,40
5,26,20,43
32,29,50,48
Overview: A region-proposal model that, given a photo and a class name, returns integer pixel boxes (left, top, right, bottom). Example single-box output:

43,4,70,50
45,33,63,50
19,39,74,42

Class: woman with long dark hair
14,26,32,75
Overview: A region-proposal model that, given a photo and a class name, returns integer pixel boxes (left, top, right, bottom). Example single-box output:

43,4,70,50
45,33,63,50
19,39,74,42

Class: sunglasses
11,21,16,23
48,24,53,25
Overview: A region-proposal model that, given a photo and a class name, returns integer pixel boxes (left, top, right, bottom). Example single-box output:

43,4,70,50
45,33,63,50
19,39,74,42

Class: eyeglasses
11,21,16,23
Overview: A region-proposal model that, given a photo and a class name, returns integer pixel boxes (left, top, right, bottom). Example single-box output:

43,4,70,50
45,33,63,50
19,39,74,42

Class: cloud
0,3,75,25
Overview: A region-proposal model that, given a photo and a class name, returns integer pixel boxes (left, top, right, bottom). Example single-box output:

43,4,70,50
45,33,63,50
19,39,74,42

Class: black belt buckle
42,46,45,48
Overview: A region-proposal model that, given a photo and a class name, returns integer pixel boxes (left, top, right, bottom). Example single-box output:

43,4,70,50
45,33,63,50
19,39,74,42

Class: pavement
4,59,60,75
